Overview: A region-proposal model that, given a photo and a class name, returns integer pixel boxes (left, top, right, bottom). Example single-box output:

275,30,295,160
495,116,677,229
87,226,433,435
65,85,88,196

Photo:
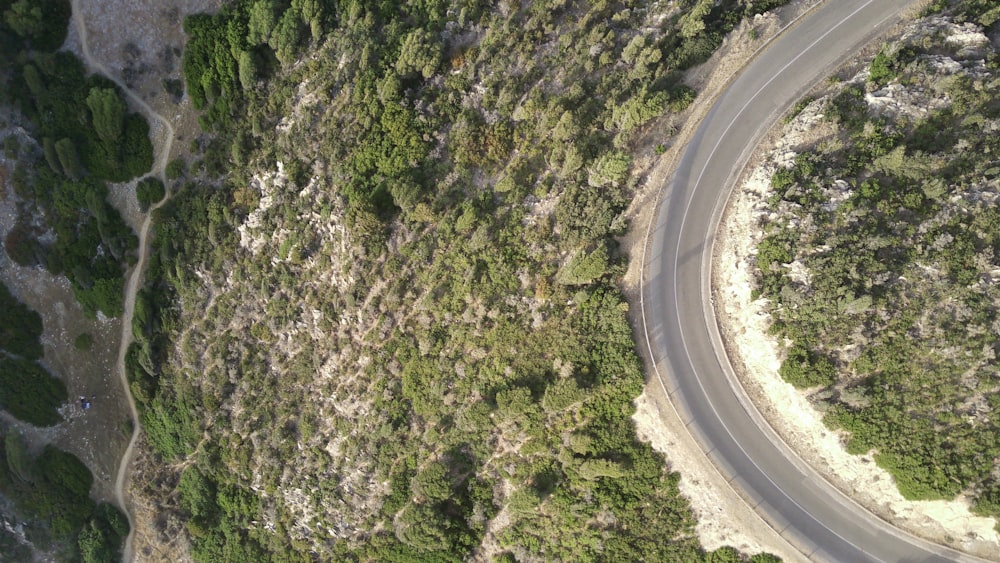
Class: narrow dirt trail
70,1,176,560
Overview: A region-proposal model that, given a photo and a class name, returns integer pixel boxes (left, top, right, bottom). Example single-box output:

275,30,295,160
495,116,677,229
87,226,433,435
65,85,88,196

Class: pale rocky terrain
10,0,963,560
120,0,823,559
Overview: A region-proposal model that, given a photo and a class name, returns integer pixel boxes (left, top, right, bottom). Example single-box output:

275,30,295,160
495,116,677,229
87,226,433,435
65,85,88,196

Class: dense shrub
0,431,127,558
0,282,43,360
757,5,1000,513
138,0,794,560
0,0,71,52
0,357,66,426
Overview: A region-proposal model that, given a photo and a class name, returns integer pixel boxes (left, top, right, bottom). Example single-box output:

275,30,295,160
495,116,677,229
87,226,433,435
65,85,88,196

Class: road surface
640,1,991,561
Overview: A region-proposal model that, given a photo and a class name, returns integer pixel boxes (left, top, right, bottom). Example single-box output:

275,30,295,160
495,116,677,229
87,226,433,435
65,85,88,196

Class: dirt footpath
61,1,217,559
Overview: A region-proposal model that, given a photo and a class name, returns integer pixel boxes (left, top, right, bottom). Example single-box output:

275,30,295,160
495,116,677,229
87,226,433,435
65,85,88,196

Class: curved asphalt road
640,1,993,562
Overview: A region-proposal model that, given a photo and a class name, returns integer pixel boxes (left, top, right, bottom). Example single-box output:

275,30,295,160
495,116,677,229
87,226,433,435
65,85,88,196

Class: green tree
178,467,218,524
136,177,166,212
395,29,442,79
22,64,45,98
412,461,452,502
4,431,34,483
78,522,112,563
54,137,83,179
557,244,609,285
0,282,44,359
270,9,304,65
4,0,43,39
293,0,325,40
588,151,631,187
3,0,70,50
42,137,61,174
396,502,450,551
247,0,279,45
679,0,712,38
779,344,836,388
0,357,67,426
237,50,258,90
36,445,93,497
86,87,126,145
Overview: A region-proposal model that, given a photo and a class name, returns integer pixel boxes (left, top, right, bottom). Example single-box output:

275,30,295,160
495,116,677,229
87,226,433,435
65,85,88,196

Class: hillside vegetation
755,0,1000,522
129,0,788,560
0,0,150,559
0,431,130,561
0,0,151,318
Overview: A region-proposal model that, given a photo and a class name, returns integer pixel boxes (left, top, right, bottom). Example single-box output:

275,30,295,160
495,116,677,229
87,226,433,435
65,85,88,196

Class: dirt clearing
0,115,128,505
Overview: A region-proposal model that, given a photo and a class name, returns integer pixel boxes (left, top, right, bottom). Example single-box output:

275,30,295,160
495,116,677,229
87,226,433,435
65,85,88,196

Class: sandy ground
621,2,824,559
711,84,1000,561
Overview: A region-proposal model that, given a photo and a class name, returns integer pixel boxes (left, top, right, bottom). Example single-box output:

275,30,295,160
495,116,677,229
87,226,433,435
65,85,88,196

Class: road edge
634,1,826,560
701,2,998,561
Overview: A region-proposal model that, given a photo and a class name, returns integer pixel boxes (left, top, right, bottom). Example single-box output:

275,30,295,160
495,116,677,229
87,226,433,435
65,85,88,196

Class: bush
36,445,93,498
74,332,94,351
0,356,67,426
165,158,186,179
2,0,71,51
557,244,609,285
136,177,166,212
0,282,44,359
778,344,836,388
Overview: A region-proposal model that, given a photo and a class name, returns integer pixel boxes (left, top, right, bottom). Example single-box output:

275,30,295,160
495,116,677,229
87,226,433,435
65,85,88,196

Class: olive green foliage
395,28,442,79
131,0,788,560
867,45,916,88
85,87,126,145
0,282,62,426
0,526,32,561
74,332,94,351
0,34,145,318
0,282,43,360
557,244,610,285
136,177,166,212
165,157,187,180
4,430,32,483
183,0,323,126
0,356,66,426
22,168,137,316
778,344,836,389
8,53,153,182
0,433,128,560
0,0,71,52
757,6,1000,511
